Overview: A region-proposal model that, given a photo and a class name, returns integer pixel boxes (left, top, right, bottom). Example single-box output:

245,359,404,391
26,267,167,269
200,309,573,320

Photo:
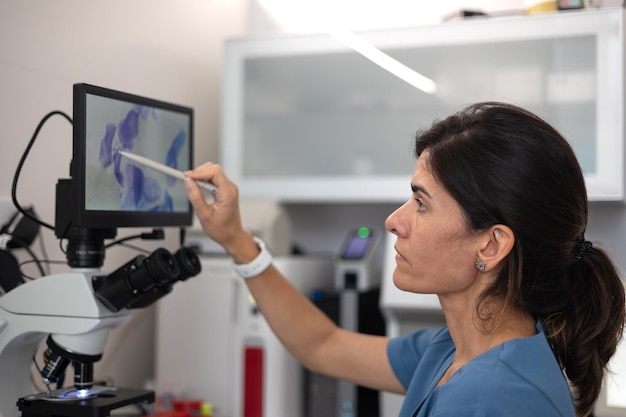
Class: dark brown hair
414,102,625,417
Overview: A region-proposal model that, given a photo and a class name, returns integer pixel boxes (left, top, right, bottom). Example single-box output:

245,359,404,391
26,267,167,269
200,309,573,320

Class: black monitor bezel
71,83,194,229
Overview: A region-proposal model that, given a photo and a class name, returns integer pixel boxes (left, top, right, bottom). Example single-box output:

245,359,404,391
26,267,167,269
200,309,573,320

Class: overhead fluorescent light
329,29,437,94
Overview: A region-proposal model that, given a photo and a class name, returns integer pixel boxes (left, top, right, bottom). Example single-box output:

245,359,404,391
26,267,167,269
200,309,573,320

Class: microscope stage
17,386,154,417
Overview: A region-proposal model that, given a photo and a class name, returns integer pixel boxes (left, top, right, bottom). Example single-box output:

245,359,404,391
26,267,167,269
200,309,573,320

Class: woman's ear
478,225,515,272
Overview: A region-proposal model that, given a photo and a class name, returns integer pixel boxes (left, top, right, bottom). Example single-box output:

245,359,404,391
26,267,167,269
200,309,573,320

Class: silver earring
475,260,486,271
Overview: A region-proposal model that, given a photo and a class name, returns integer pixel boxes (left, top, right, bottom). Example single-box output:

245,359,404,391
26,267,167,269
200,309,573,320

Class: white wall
0,0,247,389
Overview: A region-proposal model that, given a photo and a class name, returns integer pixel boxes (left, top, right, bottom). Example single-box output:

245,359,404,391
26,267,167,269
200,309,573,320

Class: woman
185,102,625,417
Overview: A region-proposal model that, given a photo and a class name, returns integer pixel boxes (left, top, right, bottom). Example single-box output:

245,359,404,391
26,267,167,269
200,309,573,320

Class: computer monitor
70,83,194,229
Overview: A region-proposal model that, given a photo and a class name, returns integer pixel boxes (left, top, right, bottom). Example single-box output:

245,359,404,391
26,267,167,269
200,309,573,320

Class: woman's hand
184,163,255,261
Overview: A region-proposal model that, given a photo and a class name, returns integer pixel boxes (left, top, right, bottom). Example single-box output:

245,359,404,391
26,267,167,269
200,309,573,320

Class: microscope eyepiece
144,248,180,284
93,248,178,312
93,247,200,312
126,247,202,309
174,247,201,281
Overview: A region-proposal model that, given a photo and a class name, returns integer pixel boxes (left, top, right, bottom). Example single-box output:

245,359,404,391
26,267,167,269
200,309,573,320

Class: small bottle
524,0,557,13
557,0,585,9
200,402,213,417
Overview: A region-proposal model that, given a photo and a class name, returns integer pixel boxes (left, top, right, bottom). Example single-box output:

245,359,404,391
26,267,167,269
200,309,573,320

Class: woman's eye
416,198,426,212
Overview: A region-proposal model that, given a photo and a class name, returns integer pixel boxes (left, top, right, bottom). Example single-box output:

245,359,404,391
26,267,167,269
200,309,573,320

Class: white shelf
221,8,624,202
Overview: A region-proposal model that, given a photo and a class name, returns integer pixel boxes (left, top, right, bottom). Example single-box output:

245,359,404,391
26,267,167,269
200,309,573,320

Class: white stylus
118,151,217,204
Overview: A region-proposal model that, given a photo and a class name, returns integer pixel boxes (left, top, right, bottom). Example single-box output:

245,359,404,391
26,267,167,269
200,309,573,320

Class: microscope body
0,270,130,417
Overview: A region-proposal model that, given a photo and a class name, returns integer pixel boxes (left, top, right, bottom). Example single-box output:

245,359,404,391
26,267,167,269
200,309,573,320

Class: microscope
0,218,201,417
0,82,202,416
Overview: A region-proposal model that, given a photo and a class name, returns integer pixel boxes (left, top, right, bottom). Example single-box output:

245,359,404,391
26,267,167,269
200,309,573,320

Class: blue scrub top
387,323,576,417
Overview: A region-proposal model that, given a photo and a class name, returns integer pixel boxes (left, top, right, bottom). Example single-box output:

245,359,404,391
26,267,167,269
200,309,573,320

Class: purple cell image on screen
94,104,188,213
118,108,139,149
165,130,187,187
99,123,116,168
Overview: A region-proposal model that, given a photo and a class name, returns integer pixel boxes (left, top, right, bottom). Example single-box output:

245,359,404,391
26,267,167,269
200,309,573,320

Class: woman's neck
442,297,536,364
435,301,536,387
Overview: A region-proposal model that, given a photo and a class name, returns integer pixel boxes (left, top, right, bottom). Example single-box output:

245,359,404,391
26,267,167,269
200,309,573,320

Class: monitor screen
71,83,194,228
340,228,374,260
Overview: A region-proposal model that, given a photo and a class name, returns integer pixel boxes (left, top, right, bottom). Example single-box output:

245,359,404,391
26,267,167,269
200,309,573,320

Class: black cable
11,110,72,231
37,233,51,275
104,228,165,249
19,259,67,281
113,243,151,255
179,227,186,246
6,235,46,278
104,234,145,248
22,245,45,278
57,221,73,256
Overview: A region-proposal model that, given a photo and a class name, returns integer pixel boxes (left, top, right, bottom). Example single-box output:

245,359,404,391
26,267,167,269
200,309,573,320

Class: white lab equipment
0,271,152,417
304,226,385,417
0,240,202,417
156,254,334,417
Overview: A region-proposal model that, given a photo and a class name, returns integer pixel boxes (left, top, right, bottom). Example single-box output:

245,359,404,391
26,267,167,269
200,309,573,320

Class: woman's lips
394,246,407,263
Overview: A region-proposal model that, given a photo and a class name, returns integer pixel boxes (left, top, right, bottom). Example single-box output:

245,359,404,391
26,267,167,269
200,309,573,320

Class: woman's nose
385,204,405,236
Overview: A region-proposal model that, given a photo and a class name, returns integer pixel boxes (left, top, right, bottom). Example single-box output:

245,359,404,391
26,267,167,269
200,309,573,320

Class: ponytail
543,246,625,417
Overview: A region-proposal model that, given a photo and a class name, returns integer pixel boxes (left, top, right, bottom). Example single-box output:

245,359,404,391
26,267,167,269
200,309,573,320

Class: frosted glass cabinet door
221,8,624,202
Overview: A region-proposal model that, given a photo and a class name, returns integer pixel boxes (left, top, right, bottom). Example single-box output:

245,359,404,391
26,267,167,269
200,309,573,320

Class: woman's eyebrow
411,183,432,198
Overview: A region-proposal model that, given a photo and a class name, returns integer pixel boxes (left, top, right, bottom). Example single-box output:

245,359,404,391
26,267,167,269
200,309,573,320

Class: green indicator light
357,227,370,238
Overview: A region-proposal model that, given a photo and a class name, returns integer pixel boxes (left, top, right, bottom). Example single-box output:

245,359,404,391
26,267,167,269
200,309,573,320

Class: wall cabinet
221,8,624,202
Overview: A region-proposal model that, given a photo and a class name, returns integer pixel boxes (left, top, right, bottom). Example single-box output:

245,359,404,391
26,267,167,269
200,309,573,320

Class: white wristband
232,237,273,279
